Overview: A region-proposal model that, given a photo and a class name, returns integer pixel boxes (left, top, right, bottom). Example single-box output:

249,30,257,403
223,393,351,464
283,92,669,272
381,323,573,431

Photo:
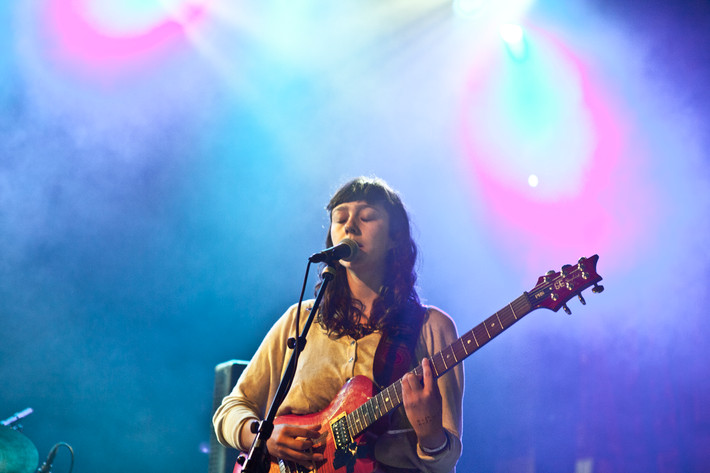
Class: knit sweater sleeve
212,303,301,451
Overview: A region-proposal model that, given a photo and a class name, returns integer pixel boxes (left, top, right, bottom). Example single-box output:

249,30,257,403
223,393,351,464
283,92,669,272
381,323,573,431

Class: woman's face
329,200,393,273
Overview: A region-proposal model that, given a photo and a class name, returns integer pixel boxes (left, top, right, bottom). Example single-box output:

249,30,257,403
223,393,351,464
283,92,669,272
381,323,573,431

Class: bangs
327,177,399,213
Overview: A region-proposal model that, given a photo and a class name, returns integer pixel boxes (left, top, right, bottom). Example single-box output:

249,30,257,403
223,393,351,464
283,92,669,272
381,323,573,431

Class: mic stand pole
239,265,336,473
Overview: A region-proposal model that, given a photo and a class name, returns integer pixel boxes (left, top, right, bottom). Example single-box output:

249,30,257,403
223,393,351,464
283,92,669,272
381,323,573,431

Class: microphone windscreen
339,238,359,262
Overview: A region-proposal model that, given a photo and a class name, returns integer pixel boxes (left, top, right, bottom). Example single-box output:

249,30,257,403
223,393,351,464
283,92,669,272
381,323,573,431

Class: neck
345,268,383,319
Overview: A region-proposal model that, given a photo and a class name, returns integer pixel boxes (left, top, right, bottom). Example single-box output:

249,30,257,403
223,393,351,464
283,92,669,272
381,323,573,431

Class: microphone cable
37,442,74,473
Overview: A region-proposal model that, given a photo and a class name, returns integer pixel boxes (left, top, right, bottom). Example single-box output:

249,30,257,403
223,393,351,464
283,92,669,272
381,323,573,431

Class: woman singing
213,177,464,473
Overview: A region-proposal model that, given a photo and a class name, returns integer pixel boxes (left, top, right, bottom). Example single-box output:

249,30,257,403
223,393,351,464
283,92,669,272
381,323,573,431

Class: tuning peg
592,283,605,294
561,264,572,277
562,304,572,315
578,294,586,305
544,270,555,283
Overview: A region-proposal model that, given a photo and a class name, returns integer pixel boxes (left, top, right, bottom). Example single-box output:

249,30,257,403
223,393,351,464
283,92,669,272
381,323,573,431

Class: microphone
1,407,33,426
37,444,59,473
308,238,359,263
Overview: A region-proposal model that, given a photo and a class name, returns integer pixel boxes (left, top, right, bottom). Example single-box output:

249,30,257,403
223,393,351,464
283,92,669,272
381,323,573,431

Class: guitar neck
347,292,533,438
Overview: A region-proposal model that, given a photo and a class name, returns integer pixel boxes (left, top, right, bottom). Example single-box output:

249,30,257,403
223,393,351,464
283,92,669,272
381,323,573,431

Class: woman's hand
265,423,323,468
401,357,447,450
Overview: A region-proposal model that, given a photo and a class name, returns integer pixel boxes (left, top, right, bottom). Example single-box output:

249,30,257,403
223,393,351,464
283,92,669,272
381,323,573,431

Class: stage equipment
209,359,249,473
0,426,39,473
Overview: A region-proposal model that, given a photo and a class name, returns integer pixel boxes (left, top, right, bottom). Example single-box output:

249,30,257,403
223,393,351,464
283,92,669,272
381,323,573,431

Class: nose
344,217,360,236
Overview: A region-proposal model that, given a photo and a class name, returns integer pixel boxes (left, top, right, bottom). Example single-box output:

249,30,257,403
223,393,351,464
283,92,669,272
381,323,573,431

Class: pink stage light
44,0,208,74
460,25,655,272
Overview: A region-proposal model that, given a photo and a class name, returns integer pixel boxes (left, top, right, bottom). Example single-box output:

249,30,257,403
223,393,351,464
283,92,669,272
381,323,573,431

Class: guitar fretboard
346,293,533,438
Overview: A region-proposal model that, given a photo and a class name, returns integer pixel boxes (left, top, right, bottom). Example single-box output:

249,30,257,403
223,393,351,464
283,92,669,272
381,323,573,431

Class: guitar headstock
527,255,603,314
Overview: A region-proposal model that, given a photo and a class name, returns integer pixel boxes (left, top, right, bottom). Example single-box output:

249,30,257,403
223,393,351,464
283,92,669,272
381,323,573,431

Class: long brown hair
315,177,425,339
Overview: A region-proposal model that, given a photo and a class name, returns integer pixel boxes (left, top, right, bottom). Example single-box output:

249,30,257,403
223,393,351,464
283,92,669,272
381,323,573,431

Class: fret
354,407,363,432
495,311,504,329
383,387,394,410
433,354,443,375
393,383,402,404
459,336,471,356
390,385,399,408
473,325,489,344
469,330,480,348
438,351,448,371
365,399,376,425
360,405,370,427
349,417,357,440
454,342,467,362
449,345,459,363
380,388,389,412
373,394,383,417
489,316,502,335
353,410,362,433
509,302,518,320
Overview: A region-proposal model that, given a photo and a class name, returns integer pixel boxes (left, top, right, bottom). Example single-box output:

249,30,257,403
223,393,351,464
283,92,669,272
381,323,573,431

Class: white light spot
499,24,524,44
528,174,539,187
453,0,487,18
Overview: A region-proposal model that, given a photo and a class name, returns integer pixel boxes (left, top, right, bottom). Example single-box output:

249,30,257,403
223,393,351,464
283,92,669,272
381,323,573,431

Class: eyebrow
332,203,380,213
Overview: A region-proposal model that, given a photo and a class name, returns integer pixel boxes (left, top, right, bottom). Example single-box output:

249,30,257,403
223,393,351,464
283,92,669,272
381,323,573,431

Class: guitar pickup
330,412,351,450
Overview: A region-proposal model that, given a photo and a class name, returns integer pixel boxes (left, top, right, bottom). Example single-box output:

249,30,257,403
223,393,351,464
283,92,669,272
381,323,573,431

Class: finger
409,370,424,389
422,357,432,376
282,424,321,440
282,448,325,468
421,358,439,392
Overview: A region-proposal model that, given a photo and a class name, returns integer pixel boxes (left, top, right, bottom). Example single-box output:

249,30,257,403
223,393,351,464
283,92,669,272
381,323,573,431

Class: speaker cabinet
209,359,249,473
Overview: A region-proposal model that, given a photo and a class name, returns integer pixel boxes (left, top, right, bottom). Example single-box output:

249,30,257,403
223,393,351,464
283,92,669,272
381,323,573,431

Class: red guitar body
234,375,381,473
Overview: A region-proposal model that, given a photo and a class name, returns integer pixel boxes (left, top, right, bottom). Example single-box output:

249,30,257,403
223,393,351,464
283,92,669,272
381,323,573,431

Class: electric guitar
235,255,604,473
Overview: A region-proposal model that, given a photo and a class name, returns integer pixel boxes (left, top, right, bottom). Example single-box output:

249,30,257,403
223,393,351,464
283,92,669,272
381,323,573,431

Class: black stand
238,265,336,473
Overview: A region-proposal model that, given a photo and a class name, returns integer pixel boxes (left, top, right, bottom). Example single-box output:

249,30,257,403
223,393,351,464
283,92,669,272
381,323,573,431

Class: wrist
419,432,449,456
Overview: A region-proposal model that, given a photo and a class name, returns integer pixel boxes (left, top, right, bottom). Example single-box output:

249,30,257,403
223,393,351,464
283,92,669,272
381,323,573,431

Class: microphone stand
239,265,337,473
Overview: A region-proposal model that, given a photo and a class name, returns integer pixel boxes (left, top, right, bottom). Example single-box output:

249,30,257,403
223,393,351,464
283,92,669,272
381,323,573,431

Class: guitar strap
372,303,427,389
371,304,427,473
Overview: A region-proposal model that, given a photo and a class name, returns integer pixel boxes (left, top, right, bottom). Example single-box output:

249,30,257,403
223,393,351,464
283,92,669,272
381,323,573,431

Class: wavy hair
315,177,425,339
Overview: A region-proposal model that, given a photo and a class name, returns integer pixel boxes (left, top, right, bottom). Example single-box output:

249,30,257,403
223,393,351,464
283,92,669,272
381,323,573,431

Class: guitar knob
578,294,586,305
592,283,605,294
236,454,246,466
562,304,572,315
